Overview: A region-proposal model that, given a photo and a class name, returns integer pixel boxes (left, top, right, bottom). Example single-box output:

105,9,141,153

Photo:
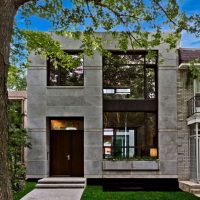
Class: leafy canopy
12,0,200,66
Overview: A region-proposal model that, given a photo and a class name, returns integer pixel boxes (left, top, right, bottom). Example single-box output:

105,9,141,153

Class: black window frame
103,50,158,100
47,51,84,86
103,50,158,160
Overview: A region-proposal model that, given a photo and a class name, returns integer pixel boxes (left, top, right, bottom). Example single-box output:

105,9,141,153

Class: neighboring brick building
178,49,200,183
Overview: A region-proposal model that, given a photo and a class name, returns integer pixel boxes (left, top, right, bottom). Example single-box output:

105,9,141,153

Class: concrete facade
27,33,179,180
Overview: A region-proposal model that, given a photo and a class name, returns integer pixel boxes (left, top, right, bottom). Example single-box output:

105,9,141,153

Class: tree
0,0,200,199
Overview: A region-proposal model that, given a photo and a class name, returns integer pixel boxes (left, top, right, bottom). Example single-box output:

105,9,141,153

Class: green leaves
8,101,30,192
8,65,26,91
16,0,198,55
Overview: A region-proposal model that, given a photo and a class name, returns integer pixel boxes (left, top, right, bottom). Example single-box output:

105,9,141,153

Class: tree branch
86,1,97,26
14,0,33,9
152,0,178,27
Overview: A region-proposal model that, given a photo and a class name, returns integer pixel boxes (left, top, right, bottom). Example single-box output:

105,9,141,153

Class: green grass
81,186,200,200
14,182,36,200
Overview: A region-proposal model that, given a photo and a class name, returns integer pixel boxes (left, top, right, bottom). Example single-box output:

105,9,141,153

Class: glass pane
190,124,196,136
49,60,59,86
51,119,83,130
195,79,200,94
48,54,84,86
103,62,144,99
103,112,157,159
146,68,156,99
103,52,157,100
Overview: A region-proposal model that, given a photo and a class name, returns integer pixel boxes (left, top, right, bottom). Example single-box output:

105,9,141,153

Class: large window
103,112,157,159
103,51,158,160
103,51,157,99
47,52,84,86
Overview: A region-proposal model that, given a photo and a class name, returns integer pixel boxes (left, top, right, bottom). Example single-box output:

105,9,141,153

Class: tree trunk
0,1,17,199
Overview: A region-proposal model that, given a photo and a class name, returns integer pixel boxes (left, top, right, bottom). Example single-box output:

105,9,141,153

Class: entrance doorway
50,118,84,177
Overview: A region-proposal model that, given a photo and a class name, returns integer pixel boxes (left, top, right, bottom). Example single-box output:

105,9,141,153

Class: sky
179,0,200,48
16,0,200,48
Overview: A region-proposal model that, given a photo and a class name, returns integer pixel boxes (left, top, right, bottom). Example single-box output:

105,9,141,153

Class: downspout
196,123,199,182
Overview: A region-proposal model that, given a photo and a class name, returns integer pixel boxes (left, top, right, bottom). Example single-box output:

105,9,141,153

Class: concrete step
191,189,200,195
179,181,200,192
38,177,86,184
36,183,85,189
36,177,86,189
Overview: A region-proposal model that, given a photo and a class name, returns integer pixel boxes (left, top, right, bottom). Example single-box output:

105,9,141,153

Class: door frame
49,117,84,177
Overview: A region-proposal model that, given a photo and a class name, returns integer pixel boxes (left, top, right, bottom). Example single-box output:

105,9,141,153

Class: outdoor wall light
150,148,157,157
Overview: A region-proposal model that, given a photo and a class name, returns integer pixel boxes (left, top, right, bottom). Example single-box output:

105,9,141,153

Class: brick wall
177,69,193,180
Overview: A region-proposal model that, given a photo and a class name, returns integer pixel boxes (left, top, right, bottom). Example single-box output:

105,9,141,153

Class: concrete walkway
21,177,86,200
21,188,84,200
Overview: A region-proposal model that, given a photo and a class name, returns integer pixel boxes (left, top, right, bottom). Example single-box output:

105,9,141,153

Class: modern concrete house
26,33,200,191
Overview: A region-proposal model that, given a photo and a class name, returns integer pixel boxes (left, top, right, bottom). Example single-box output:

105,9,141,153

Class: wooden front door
50,130,84,176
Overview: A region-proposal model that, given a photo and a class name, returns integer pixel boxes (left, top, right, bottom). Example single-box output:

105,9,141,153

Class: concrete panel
84,131,102,146
159,69,177,90
28,131,47,146
159,131,177,145
27,145,46,160
159,115,177,129
28,95,46,105
46,88,84,96
27,69,46,86
84,117,102,129
84,86,102,96
84,70,102,86
103,161,159,171
47,96,86,106
29,53,46,66
159,131,177,160
159,144,177,160
84,52,102,67
84,96,102,106
103,161,132,170
83,106,102,118
159,95,177,113
51,34,82,50
27,117,46,129
27,86,46,96
46,106,84,117
84,160,102,175
159,50,177,67
159,160,177,175
84,146,102,160
27,161,48,176
28,102,46,118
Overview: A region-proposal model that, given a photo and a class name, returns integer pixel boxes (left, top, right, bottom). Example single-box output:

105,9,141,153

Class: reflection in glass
48,53,84,86
103,112,157,159
103,52,157,99
51,119,83,131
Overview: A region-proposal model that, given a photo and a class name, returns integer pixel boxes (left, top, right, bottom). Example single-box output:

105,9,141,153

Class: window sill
47,86,84,89
103,160,159,171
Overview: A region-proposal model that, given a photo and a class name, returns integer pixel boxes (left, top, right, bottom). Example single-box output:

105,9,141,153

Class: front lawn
14,181,36,200
81,186,199,200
